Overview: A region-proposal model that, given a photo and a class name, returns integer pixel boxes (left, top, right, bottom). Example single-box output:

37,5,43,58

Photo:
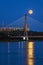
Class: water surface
0,41,43,65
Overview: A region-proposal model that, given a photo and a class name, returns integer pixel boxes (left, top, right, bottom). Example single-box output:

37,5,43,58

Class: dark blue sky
0,0,43,24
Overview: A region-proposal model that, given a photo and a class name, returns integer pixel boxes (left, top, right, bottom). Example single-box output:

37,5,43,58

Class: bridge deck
0,30,43,41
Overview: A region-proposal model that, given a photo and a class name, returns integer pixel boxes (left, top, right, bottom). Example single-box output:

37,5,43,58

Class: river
0,41,43,65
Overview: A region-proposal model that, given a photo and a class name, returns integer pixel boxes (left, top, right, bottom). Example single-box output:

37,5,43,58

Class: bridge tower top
24,14,29,33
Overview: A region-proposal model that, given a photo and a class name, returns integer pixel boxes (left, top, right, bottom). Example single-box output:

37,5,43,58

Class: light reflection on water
27,41,34,65
0,41,43,65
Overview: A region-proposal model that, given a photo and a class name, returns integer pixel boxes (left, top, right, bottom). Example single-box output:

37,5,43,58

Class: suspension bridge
0,14,43,41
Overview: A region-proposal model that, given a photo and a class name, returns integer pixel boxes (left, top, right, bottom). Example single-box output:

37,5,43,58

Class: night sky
0,0,43,30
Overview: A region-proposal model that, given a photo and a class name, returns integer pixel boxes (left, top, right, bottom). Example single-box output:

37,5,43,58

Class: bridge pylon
24,14,29,40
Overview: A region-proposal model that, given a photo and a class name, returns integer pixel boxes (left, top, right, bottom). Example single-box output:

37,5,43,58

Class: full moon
28,10,33,14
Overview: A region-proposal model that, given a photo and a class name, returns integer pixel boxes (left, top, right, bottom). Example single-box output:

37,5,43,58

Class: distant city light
23,37,25,40
28,10,33,14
